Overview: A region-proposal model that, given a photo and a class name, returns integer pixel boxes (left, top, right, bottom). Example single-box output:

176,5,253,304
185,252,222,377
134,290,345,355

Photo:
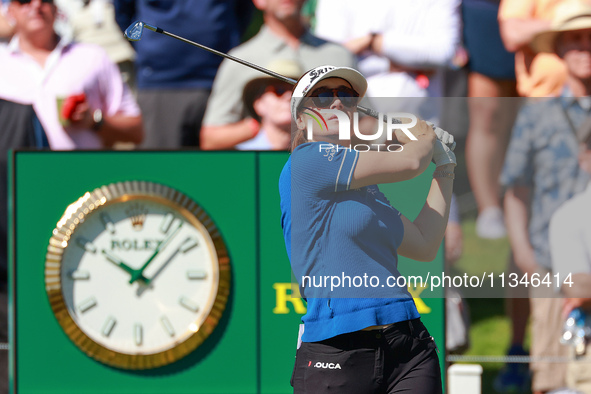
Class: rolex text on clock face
45,182,230,369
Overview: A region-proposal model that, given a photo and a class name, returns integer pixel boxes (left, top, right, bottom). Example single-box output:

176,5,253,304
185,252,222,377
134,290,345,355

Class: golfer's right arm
352,122,453,262
351,120,436,188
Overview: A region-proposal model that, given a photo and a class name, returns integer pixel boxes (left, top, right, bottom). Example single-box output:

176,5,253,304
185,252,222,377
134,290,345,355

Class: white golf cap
291,65,368,121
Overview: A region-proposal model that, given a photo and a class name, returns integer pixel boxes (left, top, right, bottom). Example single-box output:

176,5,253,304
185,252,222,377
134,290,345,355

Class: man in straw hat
236,59,303,150
502,2,591,392
550,112,591,394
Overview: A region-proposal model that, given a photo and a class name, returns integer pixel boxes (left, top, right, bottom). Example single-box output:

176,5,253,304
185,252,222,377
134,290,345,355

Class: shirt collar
257,25,314,53
7,34,72,55
560,86,591,111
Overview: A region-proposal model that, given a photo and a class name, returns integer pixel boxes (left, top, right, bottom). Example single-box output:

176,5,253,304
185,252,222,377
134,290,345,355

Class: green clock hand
101,250,147,281
129,220,183,284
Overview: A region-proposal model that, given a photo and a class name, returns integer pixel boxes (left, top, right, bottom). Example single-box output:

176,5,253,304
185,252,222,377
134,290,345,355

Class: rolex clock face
45,181,230,369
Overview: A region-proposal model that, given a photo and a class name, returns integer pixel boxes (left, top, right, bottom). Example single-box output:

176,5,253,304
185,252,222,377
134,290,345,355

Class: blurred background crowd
2,0,591,393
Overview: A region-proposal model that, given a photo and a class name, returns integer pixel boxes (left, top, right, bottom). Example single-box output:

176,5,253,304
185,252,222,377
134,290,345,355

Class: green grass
455,220,511,276
450,219,532,394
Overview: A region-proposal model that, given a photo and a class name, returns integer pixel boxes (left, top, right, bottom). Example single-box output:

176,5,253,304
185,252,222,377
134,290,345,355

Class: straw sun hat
242,59,304,122
531,1,591,53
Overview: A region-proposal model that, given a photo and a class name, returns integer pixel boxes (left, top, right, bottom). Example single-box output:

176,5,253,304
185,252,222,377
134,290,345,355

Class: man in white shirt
314,0,461,120
550,117,591,392
0,0,142,149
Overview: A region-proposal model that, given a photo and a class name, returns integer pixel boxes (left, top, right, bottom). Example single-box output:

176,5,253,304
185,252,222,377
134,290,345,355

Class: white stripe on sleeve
334,149,348,192
346,151,358,191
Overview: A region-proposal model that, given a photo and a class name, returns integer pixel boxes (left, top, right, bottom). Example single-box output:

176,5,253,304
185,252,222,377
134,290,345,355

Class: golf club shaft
135,23,380,120
144,24,296,85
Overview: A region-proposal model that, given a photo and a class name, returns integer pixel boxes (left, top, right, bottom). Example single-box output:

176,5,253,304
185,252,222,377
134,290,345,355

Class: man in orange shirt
499,0,568,97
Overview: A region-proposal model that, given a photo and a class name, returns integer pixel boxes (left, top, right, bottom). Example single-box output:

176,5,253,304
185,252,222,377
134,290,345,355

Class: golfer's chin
309,133,341,145
325,116,340,126
314,126,341,138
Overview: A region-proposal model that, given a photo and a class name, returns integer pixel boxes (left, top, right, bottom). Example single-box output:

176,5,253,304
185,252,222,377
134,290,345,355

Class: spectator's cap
531,1,591,53
577,116,591,144
243,59,304,122
291,65,367,121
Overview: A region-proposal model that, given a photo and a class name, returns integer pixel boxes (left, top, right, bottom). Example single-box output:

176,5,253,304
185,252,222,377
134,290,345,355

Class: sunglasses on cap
13,0,53,4
308,86,359,108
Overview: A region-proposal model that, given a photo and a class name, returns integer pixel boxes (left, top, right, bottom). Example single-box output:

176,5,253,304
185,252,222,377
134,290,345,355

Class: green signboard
9,151,444,394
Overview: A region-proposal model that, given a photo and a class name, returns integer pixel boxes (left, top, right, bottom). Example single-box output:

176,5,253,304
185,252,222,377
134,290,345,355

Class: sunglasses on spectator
263,84,292,97
307,86,359,108
13,0,53,4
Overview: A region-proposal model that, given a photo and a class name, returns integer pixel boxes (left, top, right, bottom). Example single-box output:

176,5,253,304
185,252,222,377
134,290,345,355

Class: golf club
124,21,383,120
124,22,456,152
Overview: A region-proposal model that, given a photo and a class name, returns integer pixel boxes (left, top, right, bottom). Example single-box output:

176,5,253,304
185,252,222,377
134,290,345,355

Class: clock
44,181,230,369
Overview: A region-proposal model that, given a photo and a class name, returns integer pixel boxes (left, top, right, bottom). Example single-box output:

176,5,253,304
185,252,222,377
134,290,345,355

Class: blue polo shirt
279,142,419,342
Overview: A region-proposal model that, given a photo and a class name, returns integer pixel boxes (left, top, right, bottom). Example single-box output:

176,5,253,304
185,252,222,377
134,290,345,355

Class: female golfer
279,65,456,393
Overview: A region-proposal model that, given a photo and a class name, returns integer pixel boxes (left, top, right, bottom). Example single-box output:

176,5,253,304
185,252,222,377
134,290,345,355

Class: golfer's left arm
397,139,456,262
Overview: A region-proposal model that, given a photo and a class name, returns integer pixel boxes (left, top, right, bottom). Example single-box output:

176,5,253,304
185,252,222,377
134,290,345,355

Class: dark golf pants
291,318,442,393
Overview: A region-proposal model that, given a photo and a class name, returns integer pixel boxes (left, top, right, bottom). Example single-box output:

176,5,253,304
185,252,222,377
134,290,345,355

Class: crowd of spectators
1,0,591,393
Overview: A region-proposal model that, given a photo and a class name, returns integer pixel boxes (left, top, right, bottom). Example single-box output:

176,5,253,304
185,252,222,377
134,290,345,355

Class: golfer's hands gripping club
426,121,456,151
427,122,456,167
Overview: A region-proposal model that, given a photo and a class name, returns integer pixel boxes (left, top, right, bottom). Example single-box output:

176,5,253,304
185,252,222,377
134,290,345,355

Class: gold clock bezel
44,181,231,370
